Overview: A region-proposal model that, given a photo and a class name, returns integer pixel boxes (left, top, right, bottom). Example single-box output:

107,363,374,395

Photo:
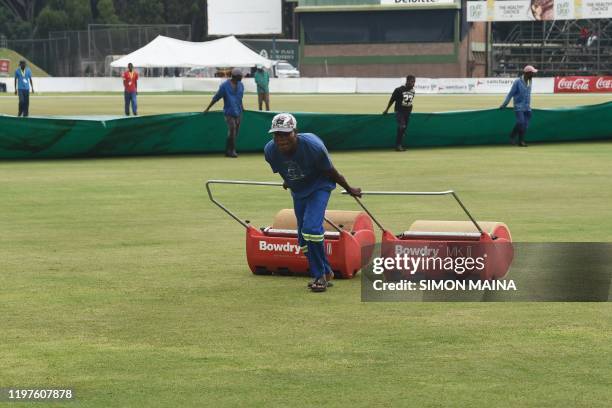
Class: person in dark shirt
264,113,362,292
383,75,416,151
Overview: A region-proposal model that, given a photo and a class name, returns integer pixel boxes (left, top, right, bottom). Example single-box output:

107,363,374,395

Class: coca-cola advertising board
0,59,9,77
554,76,612,93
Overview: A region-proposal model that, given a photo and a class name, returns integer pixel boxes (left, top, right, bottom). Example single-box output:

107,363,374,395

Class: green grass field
1,94,611,407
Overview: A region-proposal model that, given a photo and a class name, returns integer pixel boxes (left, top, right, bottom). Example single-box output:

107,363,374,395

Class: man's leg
302,190,331,286
302,209,334,287
264,93,270,111
509,123,520,145
402,111,411,146
124,92,130,116
395,112,407,151
515,111,527,147
224,115,238,158
258,92,263,111
296,197,334,288
232,114,241,156
18,90,24,117
131,92,138,115
293,196,310,273
22,90,29,117
519,110,531,146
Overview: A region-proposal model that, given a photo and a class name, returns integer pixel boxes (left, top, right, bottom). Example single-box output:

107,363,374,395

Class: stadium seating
492,19,612,76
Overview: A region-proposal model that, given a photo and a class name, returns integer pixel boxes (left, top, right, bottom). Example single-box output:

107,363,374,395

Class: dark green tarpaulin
1,102,612,159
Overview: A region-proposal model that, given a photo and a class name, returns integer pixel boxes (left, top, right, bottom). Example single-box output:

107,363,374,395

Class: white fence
0,77,555,94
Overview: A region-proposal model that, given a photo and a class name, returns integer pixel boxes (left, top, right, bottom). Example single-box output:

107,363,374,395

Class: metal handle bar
341,190,484,234
206,180,342,232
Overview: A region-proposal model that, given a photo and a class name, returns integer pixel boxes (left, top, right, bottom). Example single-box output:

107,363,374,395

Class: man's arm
324,167,361,197
240,84,245,111
204,86,223,113
14,75,17,95
383,91,395,114
203,99,217,113
500,81,517,109
29,75,34,93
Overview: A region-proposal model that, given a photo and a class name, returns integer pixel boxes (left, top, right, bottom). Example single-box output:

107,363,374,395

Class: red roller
207,180,376,279
343,190,514,280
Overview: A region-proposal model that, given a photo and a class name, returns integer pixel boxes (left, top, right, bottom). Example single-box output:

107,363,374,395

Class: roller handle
348,195,387,232
341,190,484,235
205,179,342,232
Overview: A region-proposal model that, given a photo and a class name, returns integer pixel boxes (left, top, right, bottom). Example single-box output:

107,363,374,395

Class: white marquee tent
110,35,273,69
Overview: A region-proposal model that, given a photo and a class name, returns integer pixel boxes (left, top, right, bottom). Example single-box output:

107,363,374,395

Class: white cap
524,65,538,73
269,113,297,133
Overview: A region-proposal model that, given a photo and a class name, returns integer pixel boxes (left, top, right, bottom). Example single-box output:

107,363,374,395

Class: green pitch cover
1,103,611,159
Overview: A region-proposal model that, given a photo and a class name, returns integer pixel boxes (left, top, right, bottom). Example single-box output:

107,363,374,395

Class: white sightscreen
207,0,282,36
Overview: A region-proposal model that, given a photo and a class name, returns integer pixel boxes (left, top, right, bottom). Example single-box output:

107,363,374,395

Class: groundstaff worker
264,113,362,293
254,64,270,111
14,60,34,117
383,75,415,151
123,62,139,116
499,65,537,147
204,68,244,158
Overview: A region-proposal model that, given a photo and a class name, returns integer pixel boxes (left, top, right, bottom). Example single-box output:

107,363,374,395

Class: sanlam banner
467,0,612,22
414,77,553,94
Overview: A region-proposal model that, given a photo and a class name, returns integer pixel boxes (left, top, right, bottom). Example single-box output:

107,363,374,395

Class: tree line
0,0,207,40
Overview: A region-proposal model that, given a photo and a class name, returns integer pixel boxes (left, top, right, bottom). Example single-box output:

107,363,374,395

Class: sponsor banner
474,77,516,93
381,0,455,5
554,76,612,93
3,76,557,94
473,77,554,94
467,0,612,21
0,59,9,77
496,0,533,22
240,39,299,67
414,77,554,94
414,77,436,94
583,0,612,17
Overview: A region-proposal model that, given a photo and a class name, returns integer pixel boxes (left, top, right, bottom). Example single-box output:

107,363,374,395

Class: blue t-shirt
15,67,32,91
264,133,336,199
212,79,244,117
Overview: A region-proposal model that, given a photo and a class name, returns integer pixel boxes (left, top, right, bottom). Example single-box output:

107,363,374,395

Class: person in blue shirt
500,65,537,147
14,60,34,117
203,67,245,158
264,113,362,292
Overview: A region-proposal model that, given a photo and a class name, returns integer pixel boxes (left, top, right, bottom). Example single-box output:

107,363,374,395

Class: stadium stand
493,19,612,76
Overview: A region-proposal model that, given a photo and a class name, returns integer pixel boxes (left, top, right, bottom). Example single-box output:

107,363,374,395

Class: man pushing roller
264,113,362,292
